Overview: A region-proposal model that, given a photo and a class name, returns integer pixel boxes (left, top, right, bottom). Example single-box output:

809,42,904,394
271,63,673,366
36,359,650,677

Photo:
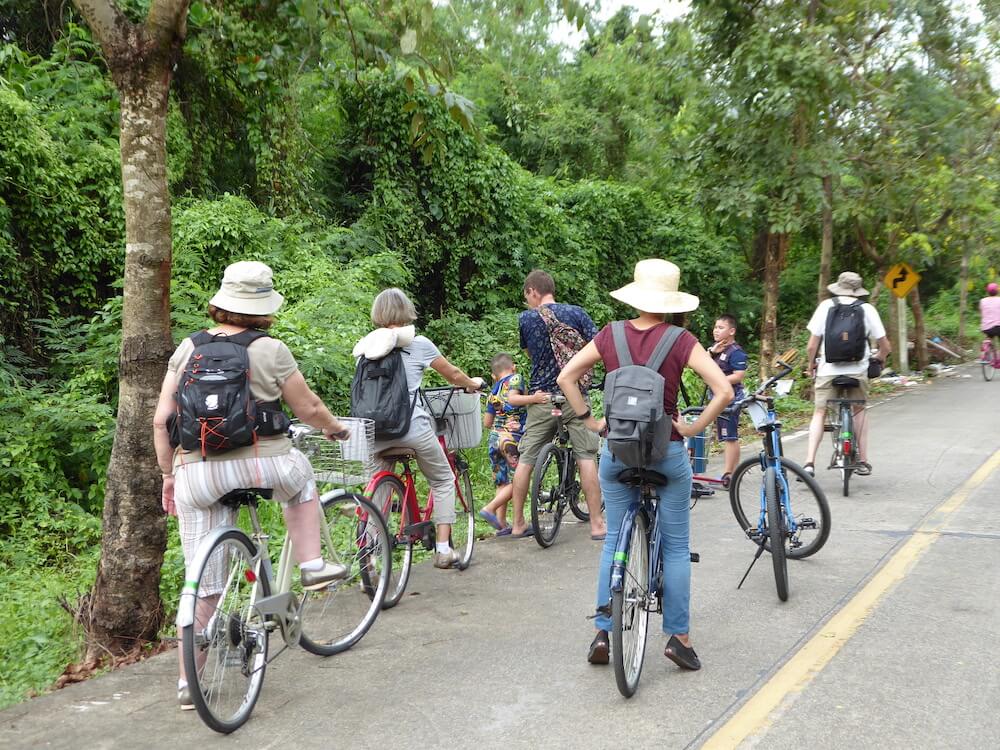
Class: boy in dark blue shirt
708,314,748,486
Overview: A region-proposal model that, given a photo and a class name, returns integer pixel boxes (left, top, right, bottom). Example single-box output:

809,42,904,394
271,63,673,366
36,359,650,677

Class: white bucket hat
610,259,700,314
827,271,869,297
209,261,284,315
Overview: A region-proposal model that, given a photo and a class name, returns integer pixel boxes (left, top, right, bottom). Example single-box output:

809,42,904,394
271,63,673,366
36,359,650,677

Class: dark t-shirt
519,303,598,393
593,321,697,442
709,342,747,401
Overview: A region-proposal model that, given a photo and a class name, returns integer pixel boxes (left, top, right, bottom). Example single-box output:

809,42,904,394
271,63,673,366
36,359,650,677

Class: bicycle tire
730,458,830,559
299,492,390,656
452,461,476,570
840,404,853,497
765,468,789,602
530,444,565,548
369,474,413,609
566,454,589,521
612,511,650,698
182,528,269,734
983,343,995,381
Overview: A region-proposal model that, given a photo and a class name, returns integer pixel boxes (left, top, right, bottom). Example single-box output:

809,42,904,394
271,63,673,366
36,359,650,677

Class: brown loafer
588,630,609,665
664,635,701,671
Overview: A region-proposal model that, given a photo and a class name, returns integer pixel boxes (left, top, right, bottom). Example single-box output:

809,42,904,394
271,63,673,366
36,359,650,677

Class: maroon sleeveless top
593,321,697,441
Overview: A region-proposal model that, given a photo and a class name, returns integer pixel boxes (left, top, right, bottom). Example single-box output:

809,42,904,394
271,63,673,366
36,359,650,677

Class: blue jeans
594,441,693,635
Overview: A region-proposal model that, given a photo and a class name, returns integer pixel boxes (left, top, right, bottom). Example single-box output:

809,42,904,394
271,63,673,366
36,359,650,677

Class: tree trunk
958,243,971,347
72,0,188,658
817,174,833,301
909,284,928,370
760,232,789,379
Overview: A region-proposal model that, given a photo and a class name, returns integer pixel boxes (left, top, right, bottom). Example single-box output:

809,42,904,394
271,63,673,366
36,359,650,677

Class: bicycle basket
422,388,483,450
299,418,376,486
745,401,770,431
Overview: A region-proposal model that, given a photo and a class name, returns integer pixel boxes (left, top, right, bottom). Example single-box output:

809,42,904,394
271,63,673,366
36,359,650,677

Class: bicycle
366,386,480,608
723,352,831,602
529,389,599,548
825,377,867,496
178,419,390,733
979,336,1000,381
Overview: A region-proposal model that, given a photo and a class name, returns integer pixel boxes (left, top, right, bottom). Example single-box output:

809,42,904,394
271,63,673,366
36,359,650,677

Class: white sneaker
433,549,461,569
300,561,350,590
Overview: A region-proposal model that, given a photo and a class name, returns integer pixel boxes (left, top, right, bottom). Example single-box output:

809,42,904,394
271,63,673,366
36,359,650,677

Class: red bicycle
980,337,1000,381
366,387,481,608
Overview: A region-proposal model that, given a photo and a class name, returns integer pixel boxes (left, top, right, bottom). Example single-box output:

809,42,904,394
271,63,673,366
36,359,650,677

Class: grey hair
371,288,417,327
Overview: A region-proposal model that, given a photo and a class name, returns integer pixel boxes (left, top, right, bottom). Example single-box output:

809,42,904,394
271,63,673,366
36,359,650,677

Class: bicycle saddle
218,487,274,508
378,447,418,462
617,468,668,487
831,376,861,388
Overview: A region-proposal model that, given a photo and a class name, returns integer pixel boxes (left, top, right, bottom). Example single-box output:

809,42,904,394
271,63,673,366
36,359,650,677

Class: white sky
550,1,691,48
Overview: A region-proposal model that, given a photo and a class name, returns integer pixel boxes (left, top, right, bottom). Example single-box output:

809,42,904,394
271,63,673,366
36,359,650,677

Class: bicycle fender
364,469,399,495
175,524,257,630
610,504,640,593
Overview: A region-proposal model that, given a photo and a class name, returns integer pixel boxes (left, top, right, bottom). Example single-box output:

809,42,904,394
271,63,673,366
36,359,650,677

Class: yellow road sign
884,262,920,298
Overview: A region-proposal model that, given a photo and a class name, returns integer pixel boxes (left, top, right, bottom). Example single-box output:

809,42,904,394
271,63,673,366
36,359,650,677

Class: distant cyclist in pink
981,282,1000,344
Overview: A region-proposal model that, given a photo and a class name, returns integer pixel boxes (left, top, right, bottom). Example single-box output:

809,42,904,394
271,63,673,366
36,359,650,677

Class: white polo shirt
807,296,886,377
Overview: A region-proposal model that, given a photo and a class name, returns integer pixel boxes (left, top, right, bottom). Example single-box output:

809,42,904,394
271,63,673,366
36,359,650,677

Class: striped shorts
174,450,317,595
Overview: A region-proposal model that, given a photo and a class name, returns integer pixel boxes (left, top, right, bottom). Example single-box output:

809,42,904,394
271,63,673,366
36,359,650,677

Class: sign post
884,262,920,374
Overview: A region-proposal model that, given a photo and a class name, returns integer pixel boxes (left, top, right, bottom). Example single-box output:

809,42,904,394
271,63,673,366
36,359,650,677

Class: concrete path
2,366,998,749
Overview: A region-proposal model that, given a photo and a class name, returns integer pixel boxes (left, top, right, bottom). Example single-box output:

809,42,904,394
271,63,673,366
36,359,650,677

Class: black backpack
350,348,418,441
171,330,289,456
823,299,868,363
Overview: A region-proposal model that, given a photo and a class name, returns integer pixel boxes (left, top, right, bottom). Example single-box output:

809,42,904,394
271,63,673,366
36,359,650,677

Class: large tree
70,0,188,657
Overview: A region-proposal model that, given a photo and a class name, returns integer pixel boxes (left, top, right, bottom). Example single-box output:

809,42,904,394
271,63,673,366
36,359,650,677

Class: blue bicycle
725,353,831,601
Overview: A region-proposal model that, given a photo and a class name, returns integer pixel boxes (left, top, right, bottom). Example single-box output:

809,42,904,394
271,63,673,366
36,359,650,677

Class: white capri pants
374,419,457,524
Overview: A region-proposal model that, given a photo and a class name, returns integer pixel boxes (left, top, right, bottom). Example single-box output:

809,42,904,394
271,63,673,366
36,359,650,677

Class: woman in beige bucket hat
558,259,733,673
153,261,355,709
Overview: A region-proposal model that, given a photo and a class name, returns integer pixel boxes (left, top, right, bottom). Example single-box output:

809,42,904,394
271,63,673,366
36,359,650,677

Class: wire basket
297,418,376,487
422,387,483,450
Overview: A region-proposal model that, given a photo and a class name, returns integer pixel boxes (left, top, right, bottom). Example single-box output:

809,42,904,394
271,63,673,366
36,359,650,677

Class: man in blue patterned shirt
508,270,606,540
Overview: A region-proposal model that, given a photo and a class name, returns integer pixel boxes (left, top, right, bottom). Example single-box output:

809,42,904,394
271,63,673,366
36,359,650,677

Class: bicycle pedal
691,484,715,498
799,518,818,529
690,552,700,563
402,520,433,537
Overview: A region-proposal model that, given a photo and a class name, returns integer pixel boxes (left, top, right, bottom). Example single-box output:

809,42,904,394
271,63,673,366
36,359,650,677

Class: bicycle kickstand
736,540,768,590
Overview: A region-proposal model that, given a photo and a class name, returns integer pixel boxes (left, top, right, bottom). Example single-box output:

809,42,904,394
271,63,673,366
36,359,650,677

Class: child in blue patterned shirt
478,353,531,535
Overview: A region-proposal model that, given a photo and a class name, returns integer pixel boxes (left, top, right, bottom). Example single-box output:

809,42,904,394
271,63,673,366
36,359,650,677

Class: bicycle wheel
730,458,830,559
182,529,269,734
369,474,413,608
983,343,996,381
451,459,476,570
530,444,565,548
839,404,853,497
612,511,650,698
299,492,390,656
765,468,789,602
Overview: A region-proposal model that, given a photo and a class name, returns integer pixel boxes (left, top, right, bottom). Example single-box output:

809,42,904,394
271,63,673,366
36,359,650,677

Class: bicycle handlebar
679,359,795,420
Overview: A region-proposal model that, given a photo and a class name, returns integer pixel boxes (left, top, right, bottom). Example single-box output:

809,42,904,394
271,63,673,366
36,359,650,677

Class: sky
550,0,691,48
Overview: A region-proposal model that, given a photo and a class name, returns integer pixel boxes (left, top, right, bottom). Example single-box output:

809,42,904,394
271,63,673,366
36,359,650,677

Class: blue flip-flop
513,526,535,538
495,527,512,537
478,510,502,530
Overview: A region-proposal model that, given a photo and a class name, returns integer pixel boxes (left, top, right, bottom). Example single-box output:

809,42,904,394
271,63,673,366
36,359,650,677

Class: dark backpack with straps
171,330,289,457
350,348,418,441
823,299,867,363
603,323,685,468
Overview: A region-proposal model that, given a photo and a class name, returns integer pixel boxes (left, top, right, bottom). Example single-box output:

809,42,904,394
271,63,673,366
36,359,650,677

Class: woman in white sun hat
558,259,732,673
153,261,353,710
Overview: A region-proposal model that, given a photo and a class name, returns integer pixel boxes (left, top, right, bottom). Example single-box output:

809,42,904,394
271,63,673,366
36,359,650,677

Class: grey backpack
603,322,685,468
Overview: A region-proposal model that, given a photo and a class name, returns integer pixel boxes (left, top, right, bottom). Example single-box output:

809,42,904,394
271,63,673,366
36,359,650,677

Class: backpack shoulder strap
644,325,685,372
611,321,633,367
227,329,270,348
189,330,214,347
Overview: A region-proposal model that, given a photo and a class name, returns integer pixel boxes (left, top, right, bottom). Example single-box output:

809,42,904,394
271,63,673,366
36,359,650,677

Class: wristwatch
576,409,592,421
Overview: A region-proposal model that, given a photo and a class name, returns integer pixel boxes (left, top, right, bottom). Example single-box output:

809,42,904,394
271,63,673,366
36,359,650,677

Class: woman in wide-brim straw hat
558,258,733,673
153,261,354,710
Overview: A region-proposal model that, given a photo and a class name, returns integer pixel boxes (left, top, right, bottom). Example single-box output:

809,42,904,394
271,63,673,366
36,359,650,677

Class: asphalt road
2,365,998,749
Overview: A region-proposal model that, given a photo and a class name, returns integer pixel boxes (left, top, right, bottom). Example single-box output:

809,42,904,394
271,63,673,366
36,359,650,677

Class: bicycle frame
609,490,661,604
748,399,799,540
982,339,1000,367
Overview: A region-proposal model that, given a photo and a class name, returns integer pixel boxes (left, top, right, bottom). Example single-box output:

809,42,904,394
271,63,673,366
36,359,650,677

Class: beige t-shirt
167,333,298,464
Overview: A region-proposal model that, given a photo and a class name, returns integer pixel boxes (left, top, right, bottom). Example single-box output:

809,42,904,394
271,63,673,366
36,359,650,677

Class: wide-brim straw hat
209,261,285,316
610,259,700,314
827,271,869,297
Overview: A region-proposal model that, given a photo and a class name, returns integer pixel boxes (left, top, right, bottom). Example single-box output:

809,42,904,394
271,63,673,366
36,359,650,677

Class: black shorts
984,326,1000,338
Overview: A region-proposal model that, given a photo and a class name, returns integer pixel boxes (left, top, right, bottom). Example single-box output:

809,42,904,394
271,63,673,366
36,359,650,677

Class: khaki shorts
517,401,600,465
814,374,869,409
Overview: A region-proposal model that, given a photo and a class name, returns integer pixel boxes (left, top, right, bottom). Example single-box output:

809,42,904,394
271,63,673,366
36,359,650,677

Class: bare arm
507,389,547,406
152,373,178,515
281,371,348,436
483,412,495,429
429,356,482,392
557,342,603,431
728,369,747,385
674,344,733,438
875,335,891,362
806,334,821,377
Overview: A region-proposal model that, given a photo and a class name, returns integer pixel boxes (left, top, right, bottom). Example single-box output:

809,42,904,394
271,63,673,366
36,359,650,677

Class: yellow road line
701,448,1000,750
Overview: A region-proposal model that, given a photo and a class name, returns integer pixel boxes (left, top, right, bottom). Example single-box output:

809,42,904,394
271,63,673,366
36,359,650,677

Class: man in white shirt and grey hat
803,271,892,477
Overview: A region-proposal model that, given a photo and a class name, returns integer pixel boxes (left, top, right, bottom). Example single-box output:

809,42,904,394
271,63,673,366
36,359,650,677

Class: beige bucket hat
209,261,285,315
610,259,700,314
827,271,869,297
